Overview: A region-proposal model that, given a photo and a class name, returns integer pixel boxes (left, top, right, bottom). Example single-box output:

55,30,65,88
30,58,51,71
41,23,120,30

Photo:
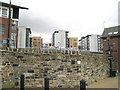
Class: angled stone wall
0,48,117,88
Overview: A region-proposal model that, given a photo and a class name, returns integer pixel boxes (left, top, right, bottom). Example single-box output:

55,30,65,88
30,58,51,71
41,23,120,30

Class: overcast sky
1,0,119,43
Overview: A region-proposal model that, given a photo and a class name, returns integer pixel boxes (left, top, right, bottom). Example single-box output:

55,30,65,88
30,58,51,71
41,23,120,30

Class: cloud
1,0,119,43
19,16,55,34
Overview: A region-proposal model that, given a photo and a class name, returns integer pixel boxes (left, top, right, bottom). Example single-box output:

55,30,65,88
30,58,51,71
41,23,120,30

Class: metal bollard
44,78,49,90
20,74,24,90
80,79,86,90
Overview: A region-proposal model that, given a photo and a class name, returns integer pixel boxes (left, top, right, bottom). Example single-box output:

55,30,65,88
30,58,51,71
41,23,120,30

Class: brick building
32,37,43,48
102,26,120,71
68,37,78,50
0,2,28,48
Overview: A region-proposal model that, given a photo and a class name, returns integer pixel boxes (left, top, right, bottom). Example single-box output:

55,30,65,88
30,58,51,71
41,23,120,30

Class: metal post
20,74,24,90
107,37,113,77
109,58,112,77
44,78,49,90
80,79,86,90
7,0,11,47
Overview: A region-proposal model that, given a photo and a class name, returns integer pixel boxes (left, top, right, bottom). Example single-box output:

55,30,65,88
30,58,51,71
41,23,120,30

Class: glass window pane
0,24,5,34
3,38,7,44
2,8,7,18
0,8,1,16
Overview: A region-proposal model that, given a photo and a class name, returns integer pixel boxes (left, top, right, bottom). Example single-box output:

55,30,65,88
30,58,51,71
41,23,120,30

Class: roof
54,30,69,33
79,35,91,41
26,28,31,34
19,26,31,34
102,26,120,38
0,2,28,9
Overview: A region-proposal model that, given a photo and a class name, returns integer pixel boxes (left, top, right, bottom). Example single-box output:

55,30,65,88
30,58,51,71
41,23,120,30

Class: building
0,2,28,48
30,37,32,48
79,34,102,52
102,26,120,61
18,26,31,48
52,30,69,48
32,37,43,48
68,37,78,50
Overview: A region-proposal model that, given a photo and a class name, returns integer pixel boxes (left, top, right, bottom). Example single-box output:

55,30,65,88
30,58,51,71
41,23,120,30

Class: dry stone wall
0,48,114,88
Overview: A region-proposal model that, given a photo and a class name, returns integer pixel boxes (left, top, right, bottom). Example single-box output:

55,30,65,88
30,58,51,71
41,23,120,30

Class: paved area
87,76,119,88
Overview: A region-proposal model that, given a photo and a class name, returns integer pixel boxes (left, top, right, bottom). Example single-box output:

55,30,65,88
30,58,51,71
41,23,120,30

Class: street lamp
107,35,117,77
7,0,11,48
107,36,112,77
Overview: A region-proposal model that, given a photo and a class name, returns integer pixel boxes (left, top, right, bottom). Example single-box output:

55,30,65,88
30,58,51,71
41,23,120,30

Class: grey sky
1,0,119,43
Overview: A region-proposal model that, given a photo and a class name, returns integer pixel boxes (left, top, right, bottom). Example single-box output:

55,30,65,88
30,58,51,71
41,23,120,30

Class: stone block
17,56,23,58
28,70,34,73
13,64,19,67
1,49,112,88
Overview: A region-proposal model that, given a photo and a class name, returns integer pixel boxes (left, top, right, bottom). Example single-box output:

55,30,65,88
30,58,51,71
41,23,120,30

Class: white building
52,30,69,48
18,26,31,48
79,34,102,51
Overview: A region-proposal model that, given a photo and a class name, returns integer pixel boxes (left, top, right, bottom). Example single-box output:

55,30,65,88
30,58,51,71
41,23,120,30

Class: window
3,38,7,44
2,8,7,18
0,41,3,47
73,42,77,44
98,36,100,39
74,39,77,41
33,42,37,43
108,32,112,35
0,8,1,16
0,24,5,34
33,39,37,40
114,32,118,34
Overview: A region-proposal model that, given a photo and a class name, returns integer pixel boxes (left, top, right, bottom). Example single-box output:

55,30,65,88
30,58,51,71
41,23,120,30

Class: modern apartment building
79,34,102,51
0,2,28,48
32,37,43,48
18,27,31,48
68,37,78,50
52,30,69,48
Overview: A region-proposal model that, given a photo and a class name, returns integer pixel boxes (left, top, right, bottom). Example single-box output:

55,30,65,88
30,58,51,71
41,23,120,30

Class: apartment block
68,37,78,50
0,2,28,48
79,34,102,51
32,37,43,48
18,27,31,48
52,30,69,48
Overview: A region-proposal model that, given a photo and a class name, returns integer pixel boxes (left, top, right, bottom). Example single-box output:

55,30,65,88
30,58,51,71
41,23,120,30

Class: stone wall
0,48,117,88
